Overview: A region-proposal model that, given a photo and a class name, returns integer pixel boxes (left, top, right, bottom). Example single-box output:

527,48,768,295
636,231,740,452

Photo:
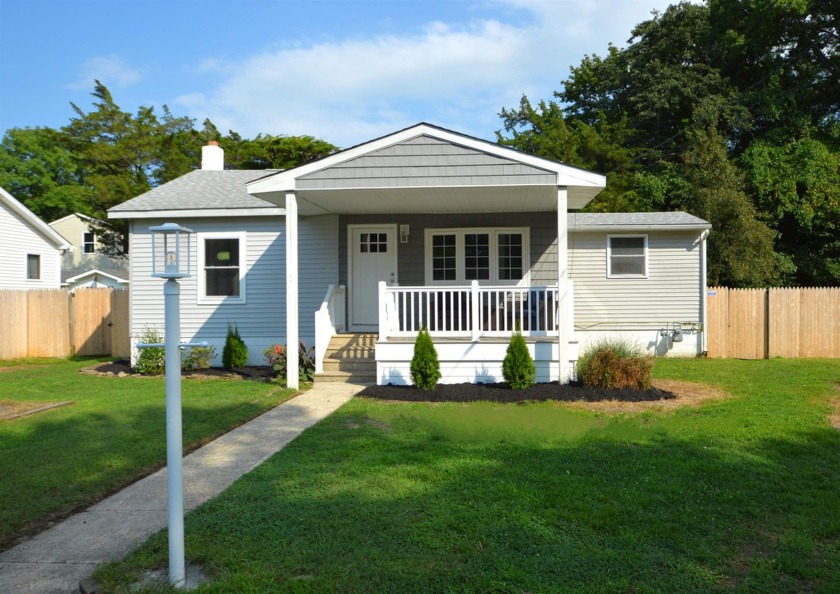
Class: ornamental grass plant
576,337,652,389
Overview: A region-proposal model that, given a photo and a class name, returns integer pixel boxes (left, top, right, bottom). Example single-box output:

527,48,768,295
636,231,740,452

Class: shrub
502,330,536,389
410,326,441,390
222,324,248,369
273,342,316,383
133,327,165,375
576,337,652,389
181,345,217,371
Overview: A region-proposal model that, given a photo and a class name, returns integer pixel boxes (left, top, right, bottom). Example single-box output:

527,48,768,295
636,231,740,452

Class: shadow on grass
101,406,840,593
0,396,287,551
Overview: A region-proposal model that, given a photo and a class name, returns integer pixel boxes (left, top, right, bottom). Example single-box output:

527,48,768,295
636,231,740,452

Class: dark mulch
358,382,676,403
88,360,277,381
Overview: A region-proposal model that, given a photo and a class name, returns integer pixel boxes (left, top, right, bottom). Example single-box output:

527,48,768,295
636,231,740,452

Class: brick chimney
201,140,224,170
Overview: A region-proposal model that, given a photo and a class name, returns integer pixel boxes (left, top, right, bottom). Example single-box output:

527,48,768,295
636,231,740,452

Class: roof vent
201,141,224,171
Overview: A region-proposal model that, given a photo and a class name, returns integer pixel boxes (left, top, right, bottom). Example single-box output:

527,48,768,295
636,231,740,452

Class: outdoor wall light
150,223,193,278
400,224,410,243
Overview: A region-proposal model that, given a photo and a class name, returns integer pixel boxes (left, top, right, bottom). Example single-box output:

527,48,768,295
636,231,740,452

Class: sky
0,0,676,149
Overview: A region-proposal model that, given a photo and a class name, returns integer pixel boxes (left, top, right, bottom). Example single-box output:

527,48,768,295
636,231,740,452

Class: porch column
557,186,571,382
286,191,299,389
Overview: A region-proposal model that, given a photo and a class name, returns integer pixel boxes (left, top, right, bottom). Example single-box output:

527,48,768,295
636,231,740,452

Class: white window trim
25,253,43,282
82,230,96,254
607,234,648,278
424,227,530,286
197,231,247,304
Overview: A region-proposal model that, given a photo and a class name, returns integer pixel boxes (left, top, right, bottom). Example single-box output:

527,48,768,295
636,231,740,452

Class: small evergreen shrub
410,326,441,390
502,330,536,389
181,345,217,371
272,342,316,383
576,337,652,389
133,327,165,375
222,324,248,369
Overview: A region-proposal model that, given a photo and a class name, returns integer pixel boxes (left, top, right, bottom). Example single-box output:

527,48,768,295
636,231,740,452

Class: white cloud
68,55,142,90
175,0,674,147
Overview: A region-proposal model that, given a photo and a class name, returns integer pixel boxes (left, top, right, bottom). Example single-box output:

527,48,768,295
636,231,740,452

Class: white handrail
314,284,345,374
380,283,560,340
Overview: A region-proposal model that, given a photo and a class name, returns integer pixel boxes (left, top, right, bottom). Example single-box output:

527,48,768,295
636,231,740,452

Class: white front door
349,225,397,330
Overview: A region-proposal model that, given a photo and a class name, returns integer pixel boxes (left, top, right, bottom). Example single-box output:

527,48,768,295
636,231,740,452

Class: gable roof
108,170,283,219
247,123,606,212
63,268,129,285
568,211,711,231
0,186,71,249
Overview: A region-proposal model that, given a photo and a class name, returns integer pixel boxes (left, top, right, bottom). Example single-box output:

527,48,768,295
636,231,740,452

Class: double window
426,228,528,285
197,233,245,303
607,235,647,278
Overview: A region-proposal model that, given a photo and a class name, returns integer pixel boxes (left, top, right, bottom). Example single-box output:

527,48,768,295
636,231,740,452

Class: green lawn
101,358,840,593
0,358,295,549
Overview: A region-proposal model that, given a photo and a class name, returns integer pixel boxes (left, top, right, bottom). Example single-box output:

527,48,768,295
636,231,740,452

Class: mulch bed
85,360,276,381
358,382,675,403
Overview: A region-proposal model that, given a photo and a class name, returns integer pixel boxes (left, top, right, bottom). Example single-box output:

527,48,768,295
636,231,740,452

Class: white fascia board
65,268,129,284
0,186,71,250
247,123,606,195
570,224,712,232
108,207,285,220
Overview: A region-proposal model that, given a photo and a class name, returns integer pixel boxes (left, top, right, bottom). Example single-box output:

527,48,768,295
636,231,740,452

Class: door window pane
464,233,490,280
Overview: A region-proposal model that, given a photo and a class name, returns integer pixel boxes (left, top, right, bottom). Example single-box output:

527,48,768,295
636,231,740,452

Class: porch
313,281,577,385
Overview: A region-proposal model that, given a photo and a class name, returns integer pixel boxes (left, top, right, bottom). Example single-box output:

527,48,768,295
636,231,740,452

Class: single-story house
49,213,129,290
109,124,710,387
0,185,70,289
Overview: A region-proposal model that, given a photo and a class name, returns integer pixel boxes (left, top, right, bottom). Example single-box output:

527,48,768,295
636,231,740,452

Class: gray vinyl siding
338,212,557,287
300,136,556,190
569,231,703,324
128,215,338,365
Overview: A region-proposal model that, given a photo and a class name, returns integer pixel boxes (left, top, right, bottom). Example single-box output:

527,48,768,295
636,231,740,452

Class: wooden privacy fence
707,287,840,359
0,288,129,360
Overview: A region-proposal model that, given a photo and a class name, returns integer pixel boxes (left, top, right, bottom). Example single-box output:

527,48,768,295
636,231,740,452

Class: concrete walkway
0,382,365,594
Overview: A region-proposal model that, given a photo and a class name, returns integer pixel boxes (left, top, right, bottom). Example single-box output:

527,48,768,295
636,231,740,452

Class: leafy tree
0,127,90,221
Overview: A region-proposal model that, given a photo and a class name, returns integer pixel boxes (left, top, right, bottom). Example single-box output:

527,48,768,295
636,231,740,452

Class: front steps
317,333,377,384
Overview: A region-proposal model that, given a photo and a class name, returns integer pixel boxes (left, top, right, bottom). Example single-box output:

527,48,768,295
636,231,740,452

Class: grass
97,358,840,592
0,357,295,548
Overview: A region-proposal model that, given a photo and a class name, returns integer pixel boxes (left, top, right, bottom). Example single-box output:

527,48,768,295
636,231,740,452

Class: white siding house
0,186,69,289
110,124,710,384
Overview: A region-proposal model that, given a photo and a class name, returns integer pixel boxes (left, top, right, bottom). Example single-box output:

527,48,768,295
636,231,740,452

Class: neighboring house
49,213,129,290
109,124,710,385
0,186,70,289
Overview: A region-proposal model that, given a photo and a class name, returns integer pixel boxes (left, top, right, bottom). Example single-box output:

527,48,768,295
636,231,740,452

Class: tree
0,127,90,221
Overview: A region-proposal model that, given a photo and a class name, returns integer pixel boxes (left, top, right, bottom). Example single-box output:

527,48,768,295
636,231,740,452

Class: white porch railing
378,280,562,340
314,284,346,373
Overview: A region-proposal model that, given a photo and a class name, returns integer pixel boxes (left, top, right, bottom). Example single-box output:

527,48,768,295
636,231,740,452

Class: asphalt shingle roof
568,211,710,229
108,170,279,213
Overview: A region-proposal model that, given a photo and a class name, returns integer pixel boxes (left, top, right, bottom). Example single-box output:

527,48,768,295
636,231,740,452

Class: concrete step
316,370,377,384
322,359,376,373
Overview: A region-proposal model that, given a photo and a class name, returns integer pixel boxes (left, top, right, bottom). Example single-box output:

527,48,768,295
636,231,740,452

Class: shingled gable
247,123,606,213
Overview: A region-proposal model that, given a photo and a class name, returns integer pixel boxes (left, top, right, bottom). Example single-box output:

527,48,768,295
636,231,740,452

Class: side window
608,236,647,277
26,254,41,280
83,232,96,254
198,234,245,302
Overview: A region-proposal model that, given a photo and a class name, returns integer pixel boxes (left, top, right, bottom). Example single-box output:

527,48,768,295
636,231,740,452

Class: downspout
700,229,709,355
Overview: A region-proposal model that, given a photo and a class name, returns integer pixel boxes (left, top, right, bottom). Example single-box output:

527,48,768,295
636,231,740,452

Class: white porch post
557,186,571,382
286,191,299,389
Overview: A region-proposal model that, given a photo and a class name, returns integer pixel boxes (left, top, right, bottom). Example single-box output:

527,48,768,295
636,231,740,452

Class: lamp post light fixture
149,223,193,587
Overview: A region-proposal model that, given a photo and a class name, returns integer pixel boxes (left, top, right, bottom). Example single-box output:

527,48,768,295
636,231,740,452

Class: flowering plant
263,344,284,366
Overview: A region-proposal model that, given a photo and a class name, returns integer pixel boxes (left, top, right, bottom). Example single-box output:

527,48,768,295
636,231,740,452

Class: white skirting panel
375,340,571,386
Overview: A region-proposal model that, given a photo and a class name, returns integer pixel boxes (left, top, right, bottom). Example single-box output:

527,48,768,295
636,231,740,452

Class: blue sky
0,0,674,148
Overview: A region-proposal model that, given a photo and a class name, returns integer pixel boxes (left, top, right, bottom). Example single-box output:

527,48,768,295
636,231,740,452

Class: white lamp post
149,223,193,587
